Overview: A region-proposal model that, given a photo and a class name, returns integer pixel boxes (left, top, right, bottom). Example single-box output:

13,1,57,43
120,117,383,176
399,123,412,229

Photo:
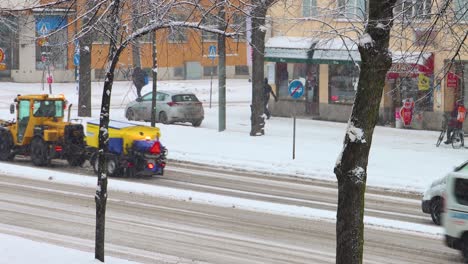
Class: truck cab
443,162,468,261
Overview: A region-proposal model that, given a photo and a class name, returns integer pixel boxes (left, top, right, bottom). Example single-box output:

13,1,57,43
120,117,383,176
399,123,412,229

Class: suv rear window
172,94,199,102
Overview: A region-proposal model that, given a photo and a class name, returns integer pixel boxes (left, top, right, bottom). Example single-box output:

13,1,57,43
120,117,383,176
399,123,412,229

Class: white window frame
201,13,218,42
454,0,468,22
302,0,318,17
394,0,432,20
336,0,366,20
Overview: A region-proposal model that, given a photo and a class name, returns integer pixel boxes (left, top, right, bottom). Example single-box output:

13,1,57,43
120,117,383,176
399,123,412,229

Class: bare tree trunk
95,0,122,261
150,30,157,127
249,3,269,136
334,1,396,263
131,0,141,69
78,0,93,117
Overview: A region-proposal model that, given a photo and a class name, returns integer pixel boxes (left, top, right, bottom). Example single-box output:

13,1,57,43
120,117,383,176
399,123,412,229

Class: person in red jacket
445,100,466,144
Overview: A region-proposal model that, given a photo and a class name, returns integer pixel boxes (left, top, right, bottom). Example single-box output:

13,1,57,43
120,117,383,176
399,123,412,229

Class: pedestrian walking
263,78,278,119
132,67,147,97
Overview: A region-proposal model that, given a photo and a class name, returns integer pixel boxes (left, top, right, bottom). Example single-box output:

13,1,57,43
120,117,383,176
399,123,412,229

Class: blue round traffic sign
73,53,80,66
288,80,304,99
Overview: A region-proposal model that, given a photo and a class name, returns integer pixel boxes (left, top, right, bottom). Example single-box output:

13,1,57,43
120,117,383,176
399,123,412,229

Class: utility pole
150,29,158,127
218,1,226,132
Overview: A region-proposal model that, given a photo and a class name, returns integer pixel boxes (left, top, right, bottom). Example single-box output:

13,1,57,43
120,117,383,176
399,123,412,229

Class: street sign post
288,79,305,160
208,45,217,108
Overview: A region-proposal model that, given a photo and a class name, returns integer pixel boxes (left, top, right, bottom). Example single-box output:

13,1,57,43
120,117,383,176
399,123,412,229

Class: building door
305,64,320,115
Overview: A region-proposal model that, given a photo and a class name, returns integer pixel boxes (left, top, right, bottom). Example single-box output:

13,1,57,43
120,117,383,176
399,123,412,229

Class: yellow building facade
266,0,468,130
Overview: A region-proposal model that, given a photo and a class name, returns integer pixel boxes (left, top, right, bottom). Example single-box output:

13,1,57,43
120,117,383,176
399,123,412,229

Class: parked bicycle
436,113,464,149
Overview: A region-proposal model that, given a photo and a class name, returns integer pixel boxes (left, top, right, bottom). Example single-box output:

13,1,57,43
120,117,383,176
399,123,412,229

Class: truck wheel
31,137,49,166
463,235,468,263
67,154,86,167
92,153,121,177
0,131,14,161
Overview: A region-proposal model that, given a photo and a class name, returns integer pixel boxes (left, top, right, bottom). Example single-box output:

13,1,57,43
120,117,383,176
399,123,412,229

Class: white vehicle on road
443,161,468,262
422,175,447,225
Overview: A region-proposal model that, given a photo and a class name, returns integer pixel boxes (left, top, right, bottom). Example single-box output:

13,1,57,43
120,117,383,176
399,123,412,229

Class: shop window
235,65,249,75
396,76,433,111
329,64,359,104
394,0,432,20
203,66,217,76
337,0,366,20
454,0,468,21
0,16,19,70
35,16,68,70
275,62,319,99
303,0,318,17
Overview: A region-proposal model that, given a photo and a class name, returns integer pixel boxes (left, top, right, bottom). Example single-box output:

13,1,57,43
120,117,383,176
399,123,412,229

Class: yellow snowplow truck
0,94,87,166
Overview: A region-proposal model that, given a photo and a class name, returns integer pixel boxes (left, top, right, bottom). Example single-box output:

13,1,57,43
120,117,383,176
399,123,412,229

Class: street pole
209,59,213,109
218,1,226,132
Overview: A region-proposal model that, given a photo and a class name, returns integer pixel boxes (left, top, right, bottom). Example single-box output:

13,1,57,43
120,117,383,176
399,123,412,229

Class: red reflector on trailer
149,141,161,154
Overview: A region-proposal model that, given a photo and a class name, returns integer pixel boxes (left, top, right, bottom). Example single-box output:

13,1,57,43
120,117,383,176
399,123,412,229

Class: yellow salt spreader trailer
86,120,167,177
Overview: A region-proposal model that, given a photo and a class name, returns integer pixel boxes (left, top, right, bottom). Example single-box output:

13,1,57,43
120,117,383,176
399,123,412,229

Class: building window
414,28,437,46
201,13,218,42
174,67,185,77
231,14,246,42
303,0,318,17
203,66,217,76
329,64,359,104
35,16,68,70
235,65,249,75
337,0,366,20
394,0,432,20
454,0,468,21
168,13,188,43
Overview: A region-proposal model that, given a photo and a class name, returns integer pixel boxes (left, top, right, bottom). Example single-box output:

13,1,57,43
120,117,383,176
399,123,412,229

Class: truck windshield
33,100,64,117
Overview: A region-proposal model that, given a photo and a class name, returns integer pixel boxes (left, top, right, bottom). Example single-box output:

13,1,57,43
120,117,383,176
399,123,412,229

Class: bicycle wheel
436,130,445,147
452,130,464,149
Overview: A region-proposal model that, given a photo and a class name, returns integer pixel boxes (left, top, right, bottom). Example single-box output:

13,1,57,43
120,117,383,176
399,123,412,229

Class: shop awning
387,51,434,79
264,37,361,64
265,37,315,63
311,38,360,64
